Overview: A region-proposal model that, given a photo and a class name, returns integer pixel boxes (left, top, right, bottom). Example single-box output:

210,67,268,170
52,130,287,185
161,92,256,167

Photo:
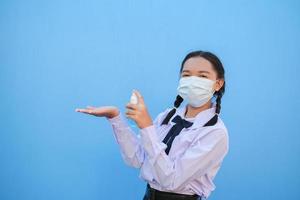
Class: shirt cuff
106,113,131,142
107,112,131,129
140,125,167,165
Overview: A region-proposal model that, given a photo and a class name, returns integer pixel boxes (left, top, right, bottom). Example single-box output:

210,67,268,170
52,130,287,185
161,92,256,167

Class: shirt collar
170,102,217,129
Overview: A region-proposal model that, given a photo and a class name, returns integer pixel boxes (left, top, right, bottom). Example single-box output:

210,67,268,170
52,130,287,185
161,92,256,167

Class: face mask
177,76,216,107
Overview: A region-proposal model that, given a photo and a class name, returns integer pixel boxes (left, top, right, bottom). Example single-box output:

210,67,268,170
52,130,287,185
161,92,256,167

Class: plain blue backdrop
1,0,300,199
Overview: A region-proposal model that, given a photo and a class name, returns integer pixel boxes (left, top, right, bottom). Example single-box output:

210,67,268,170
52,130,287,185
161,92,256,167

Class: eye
182,74,189,77
199,75,208,78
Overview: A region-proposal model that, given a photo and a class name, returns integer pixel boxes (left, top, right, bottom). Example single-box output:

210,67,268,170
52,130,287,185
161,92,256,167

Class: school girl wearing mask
76,50,229,200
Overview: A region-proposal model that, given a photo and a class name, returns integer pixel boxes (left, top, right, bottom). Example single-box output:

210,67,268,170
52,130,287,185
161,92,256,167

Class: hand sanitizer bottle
130,92,138,105
128,91,138,128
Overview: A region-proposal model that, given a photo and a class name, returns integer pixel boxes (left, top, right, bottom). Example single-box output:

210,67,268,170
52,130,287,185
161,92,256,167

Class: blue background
1,0,299,199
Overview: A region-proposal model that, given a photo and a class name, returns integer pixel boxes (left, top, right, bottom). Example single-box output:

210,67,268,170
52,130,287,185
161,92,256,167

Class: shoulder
209,116,229,151
194,115,229,146
153,107,173,126
160,107,173,115
215,116,229,138
156,107,173,118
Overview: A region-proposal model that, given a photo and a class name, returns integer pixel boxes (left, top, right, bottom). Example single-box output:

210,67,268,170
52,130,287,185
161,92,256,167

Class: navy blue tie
162,115,193,155
162,114,218,155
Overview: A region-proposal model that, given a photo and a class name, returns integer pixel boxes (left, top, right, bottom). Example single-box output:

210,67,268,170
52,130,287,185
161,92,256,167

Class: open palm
75,106,119,119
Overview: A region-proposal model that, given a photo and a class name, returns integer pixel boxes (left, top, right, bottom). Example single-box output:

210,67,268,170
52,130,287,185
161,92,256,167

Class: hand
75,106,120,119
125,90,153,129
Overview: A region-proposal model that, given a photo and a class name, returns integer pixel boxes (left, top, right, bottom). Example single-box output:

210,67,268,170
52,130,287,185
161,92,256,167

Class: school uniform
107,102,229,200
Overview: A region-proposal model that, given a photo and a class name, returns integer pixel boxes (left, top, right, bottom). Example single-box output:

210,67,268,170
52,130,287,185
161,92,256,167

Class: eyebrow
182,70,210,74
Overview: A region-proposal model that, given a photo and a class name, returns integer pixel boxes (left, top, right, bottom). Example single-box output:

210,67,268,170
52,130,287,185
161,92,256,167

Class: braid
215,91,223,114
161,95,183,125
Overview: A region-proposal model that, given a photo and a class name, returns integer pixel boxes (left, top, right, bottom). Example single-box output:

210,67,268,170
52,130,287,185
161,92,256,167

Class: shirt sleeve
106,113,145,168
139,115,229,190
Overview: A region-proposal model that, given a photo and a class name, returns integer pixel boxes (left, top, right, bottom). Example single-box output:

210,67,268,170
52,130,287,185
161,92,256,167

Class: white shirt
107,103,229,199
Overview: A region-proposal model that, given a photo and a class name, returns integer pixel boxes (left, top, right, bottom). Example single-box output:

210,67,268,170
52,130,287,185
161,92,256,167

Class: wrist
108,110,120,119
140,121,153,129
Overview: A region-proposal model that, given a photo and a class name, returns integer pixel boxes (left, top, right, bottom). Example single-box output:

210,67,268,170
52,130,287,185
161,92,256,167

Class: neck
184,101,212,118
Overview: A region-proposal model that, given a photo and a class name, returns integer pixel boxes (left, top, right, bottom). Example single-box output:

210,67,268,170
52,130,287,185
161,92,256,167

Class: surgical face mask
177,76,216,107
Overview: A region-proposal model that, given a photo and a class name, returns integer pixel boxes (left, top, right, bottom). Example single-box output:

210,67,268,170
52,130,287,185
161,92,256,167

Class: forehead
182,56,214,72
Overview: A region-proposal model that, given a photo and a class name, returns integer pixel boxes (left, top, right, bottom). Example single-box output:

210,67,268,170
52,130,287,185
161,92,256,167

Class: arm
139,118,229,190
76,105,145,168
107,107,172,168
107,112,145,168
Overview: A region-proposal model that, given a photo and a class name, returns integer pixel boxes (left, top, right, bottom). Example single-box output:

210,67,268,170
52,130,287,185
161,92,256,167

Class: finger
75,108,85,112
75,108,94,114
133,89,145,104
125,109,137,115
126,103,139,110
76,107,94,112
125,113,137,120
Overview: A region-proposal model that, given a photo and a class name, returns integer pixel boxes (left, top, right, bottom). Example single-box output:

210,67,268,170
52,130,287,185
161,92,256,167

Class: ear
214,79,224,92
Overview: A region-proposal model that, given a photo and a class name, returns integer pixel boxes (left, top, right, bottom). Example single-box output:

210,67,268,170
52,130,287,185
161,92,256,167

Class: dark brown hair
161,50,225,125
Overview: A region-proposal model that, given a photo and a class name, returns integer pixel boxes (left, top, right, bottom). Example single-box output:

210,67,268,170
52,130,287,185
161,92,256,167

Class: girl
76,50,229,200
